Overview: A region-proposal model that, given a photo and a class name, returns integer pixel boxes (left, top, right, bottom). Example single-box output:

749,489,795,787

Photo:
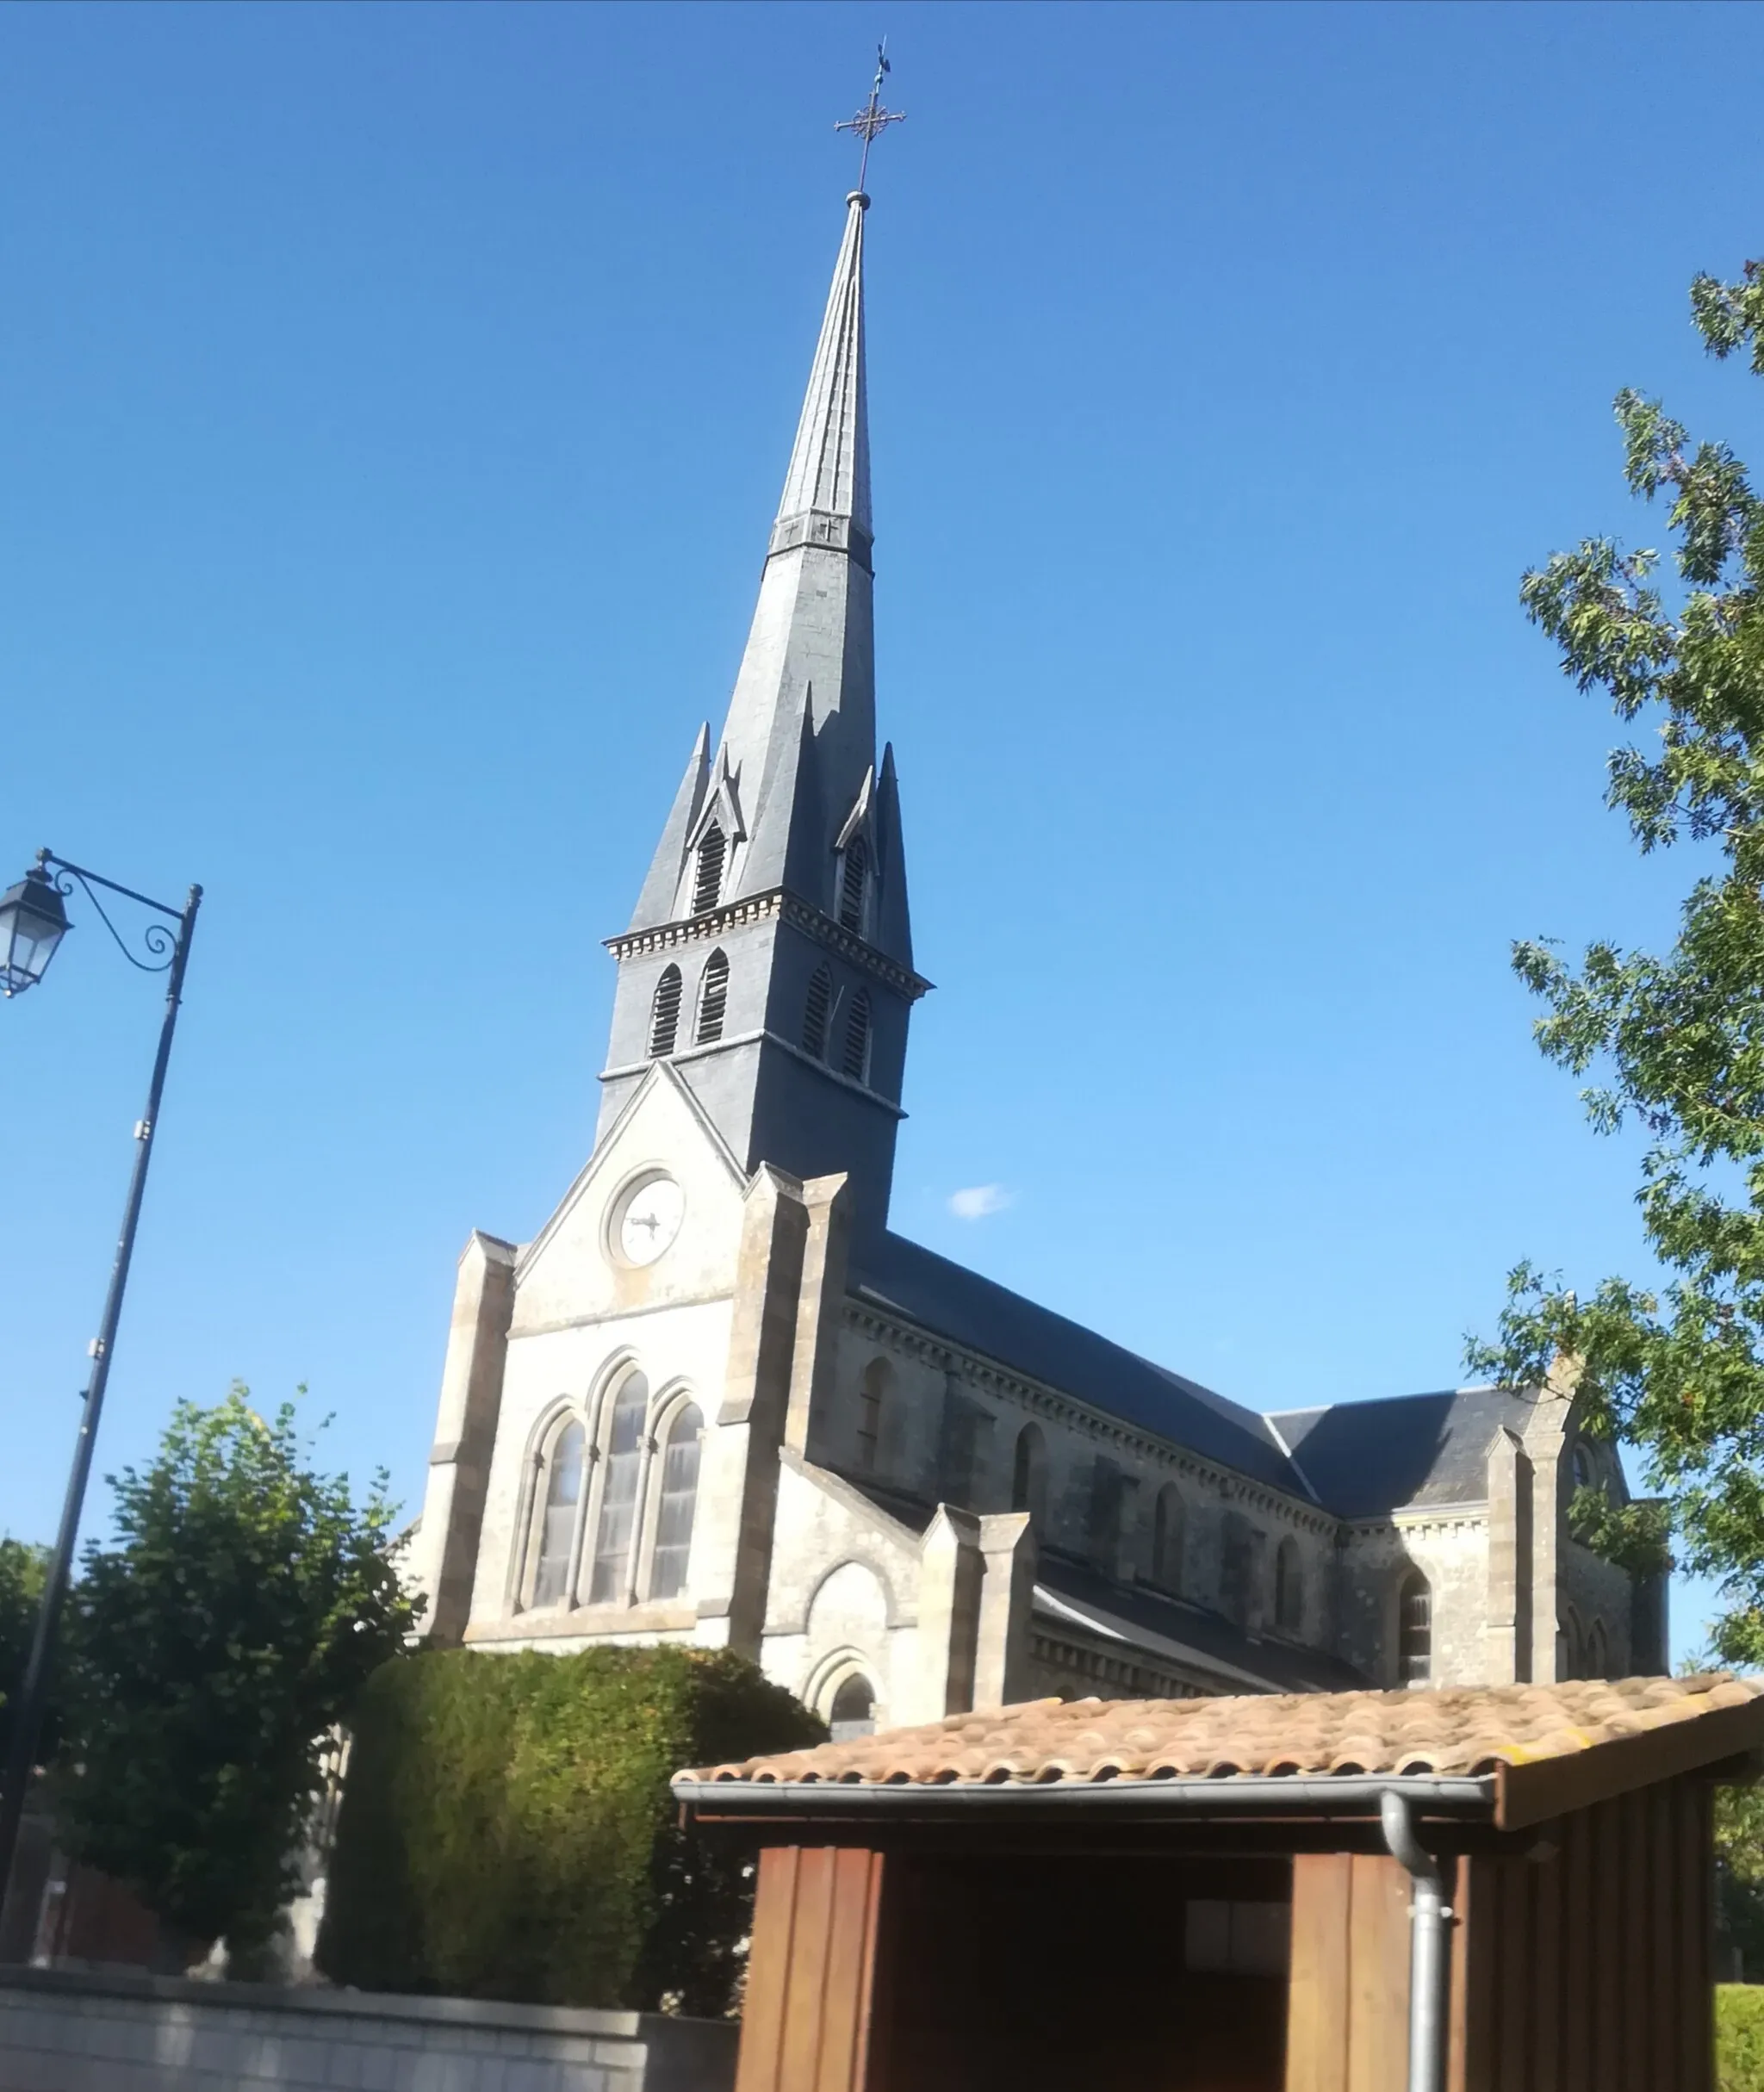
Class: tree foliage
318,1645,824,2014
0,1536,50,1767
55,1387,417,1965
1717,1781,1764,1983
1466,258,1764,1661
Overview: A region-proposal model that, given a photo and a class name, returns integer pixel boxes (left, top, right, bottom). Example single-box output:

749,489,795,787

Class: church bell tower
596,188,928,1241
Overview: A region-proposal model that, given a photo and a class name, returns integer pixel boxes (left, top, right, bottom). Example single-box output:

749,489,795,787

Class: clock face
614,1175,685,1266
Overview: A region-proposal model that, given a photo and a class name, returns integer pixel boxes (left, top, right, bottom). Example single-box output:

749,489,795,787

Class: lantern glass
0,866,71,995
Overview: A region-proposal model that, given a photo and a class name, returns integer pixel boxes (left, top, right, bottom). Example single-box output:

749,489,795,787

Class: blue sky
4,2,1761,1659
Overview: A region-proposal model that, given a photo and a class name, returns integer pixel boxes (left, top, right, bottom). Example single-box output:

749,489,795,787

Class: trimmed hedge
315,1645,823,2014
1722,1985,1764,2091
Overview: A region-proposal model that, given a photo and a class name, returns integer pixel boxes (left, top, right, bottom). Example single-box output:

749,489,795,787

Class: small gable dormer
680,751,747,921
835,769,877,940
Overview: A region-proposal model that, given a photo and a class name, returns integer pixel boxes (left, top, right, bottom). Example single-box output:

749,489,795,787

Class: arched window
1587,1617,1609,1679
856,1359,888,1473
1220,1513,1256,1627
1561,1605,1584,1679
1089,1459,1125,1571
588,1371,649,1605
649,1401,703,1601
531,1419,585,1608
828,1674,876,1742
1571,1442,1595,1493
649,966,682,1058
839,835,869,934
1151,1484,1184,1593
842,990,872,1081
803,965,832,1059
695,949,729,1045
692,824,726,915
1274,1537,1303,1633
1011,1424,1048,1525
1399,1571,1432,1685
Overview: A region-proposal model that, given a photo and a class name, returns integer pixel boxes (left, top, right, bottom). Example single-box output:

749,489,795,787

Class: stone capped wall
0,1968,736,2092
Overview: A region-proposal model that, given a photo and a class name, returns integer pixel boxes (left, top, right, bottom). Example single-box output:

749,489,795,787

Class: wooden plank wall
1454,1775,1713,2092
1287,1852,1411,2092
736,1846,885,2092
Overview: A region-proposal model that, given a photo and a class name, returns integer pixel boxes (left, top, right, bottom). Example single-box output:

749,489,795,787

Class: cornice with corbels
605,888,931,1002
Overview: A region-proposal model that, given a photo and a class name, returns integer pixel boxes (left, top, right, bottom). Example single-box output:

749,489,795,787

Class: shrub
1721,1986,1764,2092
316,1645,822,2014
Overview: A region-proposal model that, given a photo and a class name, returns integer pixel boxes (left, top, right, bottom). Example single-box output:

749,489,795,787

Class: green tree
1466,260,1764,1657
1717,1781,1764,1981
0,1537,51,1766
56,1386,417,1968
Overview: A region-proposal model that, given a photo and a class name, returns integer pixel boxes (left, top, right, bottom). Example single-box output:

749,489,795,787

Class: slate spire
627,190,903,965
603,184,923,1232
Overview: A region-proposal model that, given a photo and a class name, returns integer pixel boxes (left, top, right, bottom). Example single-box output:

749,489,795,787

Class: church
409,177,1666,1737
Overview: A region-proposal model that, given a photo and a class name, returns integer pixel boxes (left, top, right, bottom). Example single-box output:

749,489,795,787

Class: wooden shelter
674,1673,1764,2092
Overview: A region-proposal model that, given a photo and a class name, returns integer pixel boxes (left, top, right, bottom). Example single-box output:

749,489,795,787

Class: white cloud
948,1183,1012,1221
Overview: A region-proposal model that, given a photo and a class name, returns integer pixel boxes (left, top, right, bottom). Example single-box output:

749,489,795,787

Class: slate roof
678,1673,1763,1801
1269,1385,1538,1519
851,1233,1302,1497
1033,1559,1370,1696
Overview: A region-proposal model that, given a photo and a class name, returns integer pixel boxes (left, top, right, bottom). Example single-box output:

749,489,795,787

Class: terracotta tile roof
679,1675,1764,1829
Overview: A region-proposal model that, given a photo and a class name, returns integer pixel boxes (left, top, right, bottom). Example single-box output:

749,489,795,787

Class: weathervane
835,41,905,195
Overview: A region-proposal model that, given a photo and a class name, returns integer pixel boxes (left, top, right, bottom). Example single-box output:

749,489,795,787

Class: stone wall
0,1968,736,2092
825,1310,1341,1659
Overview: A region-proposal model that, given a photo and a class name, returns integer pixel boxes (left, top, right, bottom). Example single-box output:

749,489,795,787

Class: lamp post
0,849,202,1939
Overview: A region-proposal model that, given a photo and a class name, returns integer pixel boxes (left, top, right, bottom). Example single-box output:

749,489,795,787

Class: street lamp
0,848,202,1944
0,862,71,996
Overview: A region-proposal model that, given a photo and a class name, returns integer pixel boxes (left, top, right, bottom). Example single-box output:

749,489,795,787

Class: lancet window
828,1674,877,1741
839,835,869,934
589,1371,649,1605
1011,1424,1048,1527
1274,1536,1303,1633
856,1359,888,1473
692,825,726,916
1398,1571,1432,1684
531,1418,585,1608
803,965,831,1059
649,966,682,1058
696,950,730,1045
648,1401,703,1601
1151,1484,1184,1593
842,990,872,1082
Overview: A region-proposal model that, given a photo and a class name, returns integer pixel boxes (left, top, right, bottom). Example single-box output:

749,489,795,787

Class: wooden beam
1494,1698,1764,1829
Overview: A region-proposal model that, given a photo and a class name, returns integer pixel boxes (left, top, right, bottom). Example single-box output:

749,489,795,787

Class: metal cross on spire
835,41,905,196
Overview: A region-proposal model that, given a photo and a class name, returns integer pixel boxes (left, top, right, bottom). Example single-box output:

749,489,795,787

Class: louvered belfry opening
842,990,871,1080
649,965,683,1057
839,834,869,933
696,950,730,1045
692,824,726,916
803,965,832,1058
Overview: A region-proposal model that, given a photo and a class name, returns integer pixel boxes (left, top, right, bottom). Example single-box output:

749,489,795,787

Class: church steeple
599,183,927,1236
627,189,897,959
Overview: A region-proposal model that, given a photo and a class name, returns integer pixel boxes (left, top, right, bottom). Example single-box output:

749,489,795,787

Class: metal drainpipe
1381,1788,1452,2092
